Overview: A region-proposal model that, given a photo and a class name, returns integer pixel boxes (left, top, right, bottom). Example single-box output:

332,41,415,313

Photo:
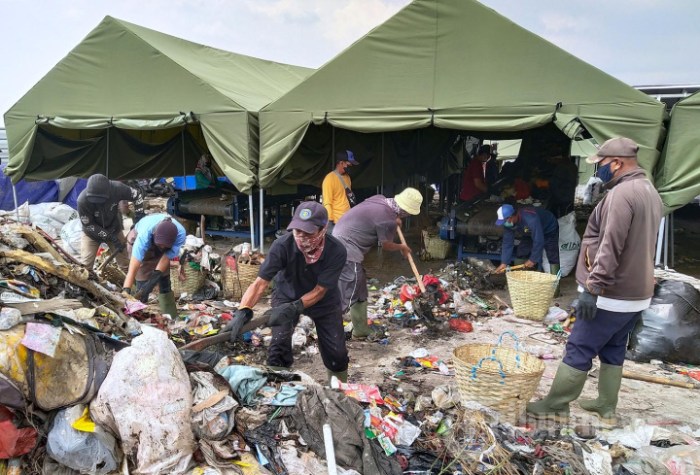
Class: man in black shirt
223,201,349,382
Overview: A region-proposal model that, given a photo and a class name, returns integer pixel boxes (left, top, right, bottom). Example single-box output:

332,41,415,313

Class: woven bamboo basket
170,260,206,296
422,230,451,260
506,270,559,321
221,256,261,301
453,332,545,424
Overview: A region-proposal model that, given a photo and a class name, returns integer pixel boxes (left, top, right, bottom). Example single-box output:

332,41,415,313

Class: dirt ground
207,218,700,429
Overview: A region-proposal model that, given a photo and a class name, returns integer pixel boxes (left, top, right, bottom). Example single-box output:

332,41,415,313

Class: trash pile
3,217,700,474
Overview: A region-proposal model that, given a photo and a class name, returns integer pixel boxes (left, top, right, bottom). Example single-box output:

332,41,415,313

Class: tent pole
249,194,255,249
259,189,264,253
331,127,335,171
654,217,664,267
12,182,20,222
663,212,669,269
182,128,187,191
105,128,110,178
381,133,385,195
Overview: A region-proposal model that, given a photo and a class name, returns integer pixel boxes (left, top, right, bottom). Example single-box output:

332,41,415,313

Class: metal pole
182,128,187,190
248,194,255,249
331,127,335,171
12,183,20,222
670,212,675,268
664,212,669,269
654,217,664,267
105,128,110,177
381,133,385,195
259,189,264,253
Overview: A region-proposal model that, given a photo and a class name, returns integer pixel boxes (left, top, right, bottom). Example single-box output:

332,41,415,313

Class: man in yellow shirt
322,150,359,234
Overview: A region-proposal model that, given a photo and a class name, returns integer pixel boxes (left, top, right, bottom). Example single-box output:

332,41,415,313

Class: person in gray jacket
78,174,145,269
527,137,663,425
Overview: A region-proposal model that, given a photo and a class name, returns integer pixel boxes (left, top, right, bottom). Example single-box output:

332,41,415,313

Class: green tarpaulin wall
656,91,700,213
259,0,666,194
3,16,312,193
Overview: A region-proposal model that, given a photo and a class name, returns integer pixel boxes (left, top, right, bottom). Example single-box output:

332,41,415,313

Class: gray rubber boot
350,301,370,338
526,363,588,423
158,291,178,318
550,264,561,297
578,363,623,426
328,369,348,384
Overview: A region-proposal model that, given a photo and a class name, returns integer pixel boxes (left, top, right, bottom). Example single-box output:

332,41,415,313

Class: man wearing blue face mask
526,137,663,426
494,204,560,276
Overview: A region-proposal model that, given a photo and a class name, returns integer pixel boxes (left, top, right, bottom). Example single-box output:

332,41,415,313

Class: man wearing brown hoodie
527,137,663,425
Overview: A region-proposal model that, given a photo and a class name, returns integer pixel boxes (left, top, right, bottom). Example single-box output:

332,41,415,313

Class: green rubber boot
158,291,178,318
526,363,588,423
578,363,623,426
350,301,370,338
550,264,561,297
328,369,348,384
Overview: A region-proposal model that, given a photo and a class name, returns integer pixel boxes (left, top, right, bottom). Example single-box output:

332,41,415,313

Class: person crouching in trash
122,214,186,318
222,202,350,383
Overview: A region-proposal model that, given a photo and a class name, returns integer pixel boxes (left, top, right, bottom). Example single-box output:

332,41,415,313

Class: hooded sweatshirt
78,175,144,243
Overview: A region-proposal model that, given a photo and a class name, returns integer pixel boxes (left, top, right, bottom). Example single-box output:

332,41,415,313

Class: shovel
396,226,426,294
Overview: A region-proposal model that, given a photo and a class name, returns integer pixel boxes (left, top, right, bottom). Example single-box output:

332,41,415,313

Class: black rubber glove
268,299,304,327
574,291,597,321
224,307,254,342
135,270,163,303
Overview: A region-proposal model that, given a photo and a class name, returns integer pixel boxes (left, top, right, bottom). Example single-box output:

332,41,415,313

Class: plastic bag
190,371,237,440
46,405,120,474
90,326,194,474
627,280,700,365
542,211,580,277
59,219,84,258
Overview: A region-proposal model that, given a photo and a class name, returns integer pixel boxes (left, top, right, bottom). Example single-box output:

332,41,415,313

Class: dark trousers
515,232,560,265
338,261,368,312
563,308,640,371
267,294,349,373
135,272,172,294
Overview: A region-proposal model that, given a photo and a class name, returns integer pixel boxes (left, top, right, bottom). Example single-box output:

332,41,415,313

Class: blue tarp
0,164,86,211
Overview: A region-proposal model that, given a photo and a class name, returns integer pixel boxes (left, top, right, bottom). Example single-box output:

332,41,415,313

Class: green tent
258,0,666,192
655,91,700,213
3,16,312,193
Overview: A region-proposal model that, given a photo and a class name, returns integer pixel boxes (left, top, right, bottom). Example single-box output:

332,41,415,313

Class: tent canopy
655,91,700,213
4,16,312,193
259,0,666,192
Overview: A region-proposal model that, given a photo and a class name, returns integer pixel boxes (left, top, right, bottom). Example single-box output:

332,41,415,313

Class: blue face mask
503,221,514,228
596,162,615,183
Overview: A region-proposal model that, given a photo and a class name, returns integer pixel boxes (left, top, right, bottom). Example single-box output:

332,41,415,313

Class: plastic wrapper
627,280,700,365
90,326,194,474
330,377,384,404
46,405,120,474
190,371,237,440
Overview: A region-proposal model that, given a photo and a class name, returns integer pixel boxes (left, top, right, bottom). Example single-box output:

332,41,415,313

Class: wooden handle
180,312,270,352
396,226,426,294
622,369,697,390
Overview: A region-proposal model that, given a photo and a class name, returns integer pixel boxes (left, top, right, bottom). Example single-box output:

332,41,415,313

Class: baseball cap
394,187,423,215
495,204,515,226
287,201,328,233
336,150,359,165
586,137,639,164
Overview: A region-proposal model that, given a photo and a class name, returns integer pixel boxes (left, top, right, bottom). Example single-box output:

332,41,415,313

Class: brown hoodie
576,168,663,300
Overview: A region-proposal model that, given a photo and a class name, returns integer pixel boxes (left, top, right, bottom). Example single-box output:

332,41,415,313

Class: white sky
2,0,699,127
